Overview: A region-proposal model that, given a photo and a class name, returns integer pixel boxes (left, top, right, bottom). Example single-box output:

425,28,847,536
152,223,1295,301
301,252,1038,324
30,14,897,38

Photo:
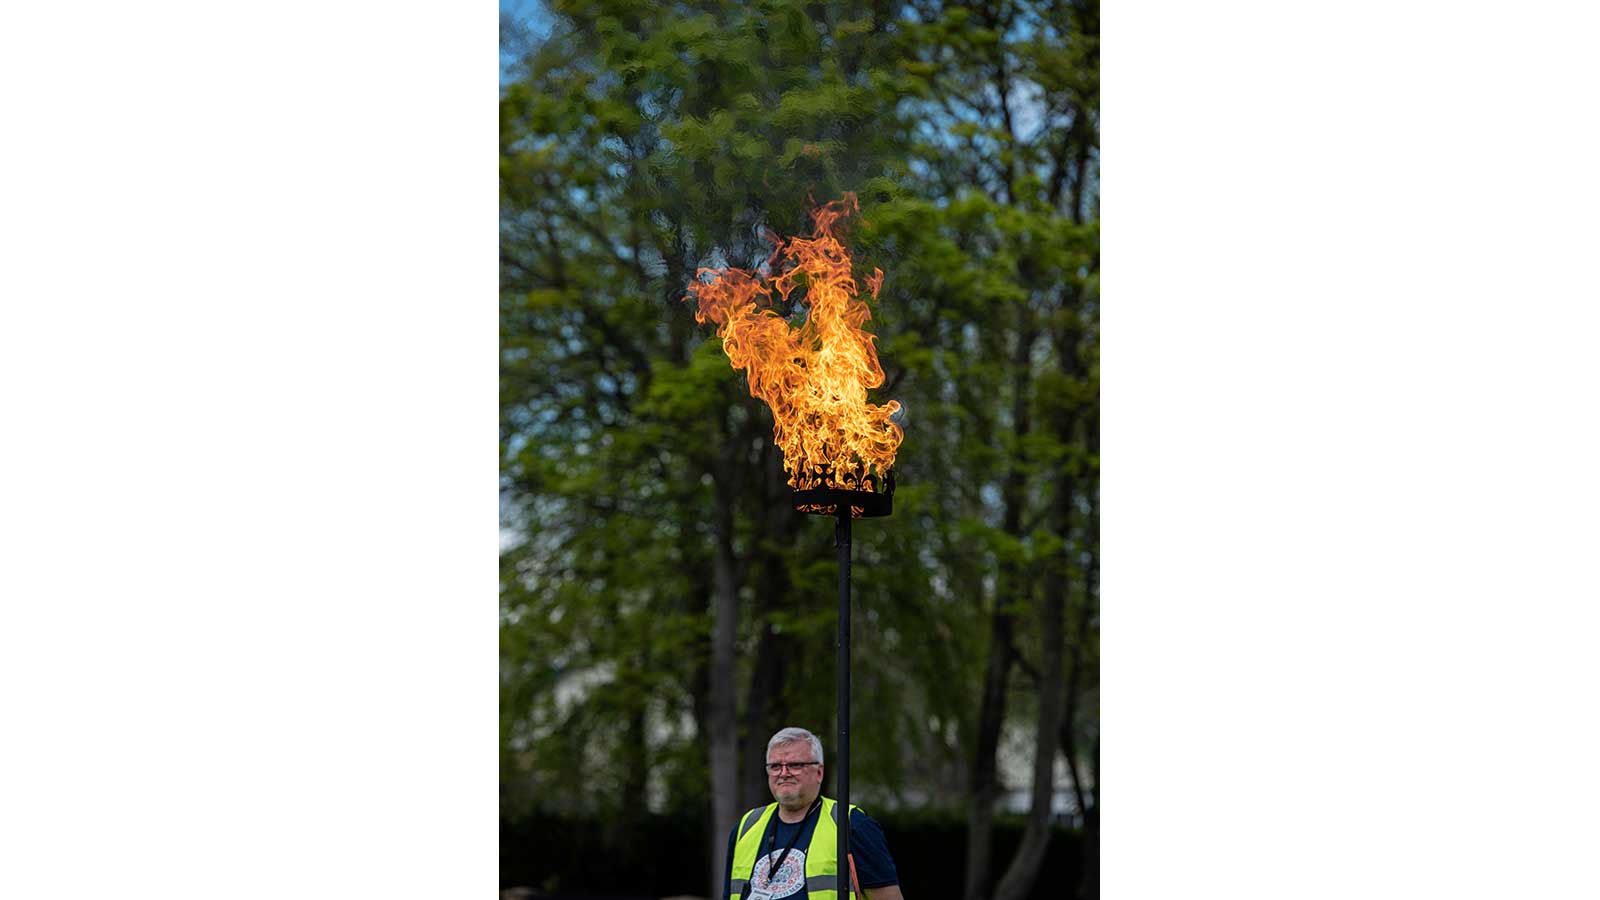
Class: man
723,727,905,900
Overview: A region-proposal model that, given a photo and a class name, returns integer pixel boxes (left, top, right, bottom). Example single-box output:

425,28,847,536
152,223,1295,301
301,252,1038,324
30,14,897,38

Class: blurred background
499,1,1098,897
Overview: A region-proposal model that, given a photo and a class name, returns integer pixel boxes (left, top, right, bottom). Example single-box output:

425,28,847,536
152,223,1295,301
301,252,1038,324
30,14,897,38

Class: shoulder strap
737,804,772,841
827,799,863,823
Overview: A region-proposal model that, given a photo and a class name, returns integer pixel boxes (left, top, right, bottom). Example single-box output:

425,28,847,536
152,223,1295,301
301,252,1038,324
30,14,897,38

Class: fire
687,193,902,491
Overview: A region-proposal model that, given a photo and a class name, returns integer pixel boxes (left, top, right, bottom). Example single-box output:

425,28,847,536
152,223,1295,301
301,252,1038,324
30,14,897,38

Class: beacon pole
835,506,852,898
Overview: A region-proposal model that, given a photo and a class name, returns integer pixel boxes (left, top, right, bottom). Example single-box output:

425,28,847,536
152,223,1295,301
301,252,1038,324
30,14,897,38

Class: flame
687,193,902,490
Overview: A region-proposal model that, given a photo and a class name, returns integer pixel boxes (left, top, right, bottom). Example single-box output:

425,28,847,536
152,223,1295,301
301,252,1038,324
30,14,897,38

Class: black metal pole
835,507,852,898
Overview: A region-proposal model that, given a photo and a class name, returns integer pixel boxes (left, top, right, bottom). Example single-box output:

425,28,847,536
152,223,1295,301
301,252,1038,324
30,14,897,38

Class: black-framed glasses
765,761,820,775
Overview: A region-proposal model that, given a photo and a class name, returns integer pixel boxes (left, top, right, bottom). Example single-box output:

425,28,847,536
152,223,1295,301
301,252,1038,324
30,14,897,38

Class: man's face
766,740,824,809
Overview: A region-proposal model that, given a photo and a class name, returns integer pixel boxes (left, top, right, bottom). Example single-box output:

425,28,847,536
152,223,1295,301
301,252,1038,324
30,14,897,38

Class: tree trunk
965,324,1037,900
1081,416,1100,900
740,445,800,807
739,581,791,805
1084,738,1099,900
992,478,1069,900
994,301,1082,898
740,618,785,808
964,606,1015,900
1056,379,1100,900
707,466,740,898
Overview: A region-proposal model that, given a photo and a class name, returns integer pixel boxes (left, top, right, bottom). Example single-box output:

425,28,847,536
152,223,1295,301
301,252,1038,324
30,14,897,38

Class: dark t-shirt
722,803,899,899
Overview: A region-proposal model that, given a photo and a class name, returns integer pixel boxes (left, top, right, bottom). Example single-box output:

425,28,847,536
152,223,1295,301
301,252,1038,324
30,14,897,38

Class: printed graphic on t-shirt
750,847,807,899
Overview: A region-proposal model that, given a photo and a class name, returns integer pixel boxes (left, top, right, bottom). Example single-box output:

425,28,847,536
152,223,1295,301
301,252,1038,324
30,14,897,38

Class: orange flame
688,194,902,490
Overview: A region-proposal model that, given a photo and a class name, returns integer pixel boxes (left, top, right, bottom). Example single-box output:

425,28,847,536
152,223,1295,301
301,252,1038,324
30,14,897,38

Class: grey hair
767,726,825,766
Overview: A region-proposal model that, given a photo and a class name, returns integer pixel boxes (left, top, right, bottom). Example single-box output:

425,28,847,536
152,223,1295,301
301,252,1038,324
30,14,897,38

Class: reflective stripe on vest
728,797,861,900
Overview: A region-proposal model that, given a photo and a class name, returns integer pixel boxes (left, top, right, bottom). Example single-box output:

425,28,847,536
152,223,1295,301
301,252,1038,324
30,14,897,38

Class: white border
1107,1,1600,896
0,2,498,896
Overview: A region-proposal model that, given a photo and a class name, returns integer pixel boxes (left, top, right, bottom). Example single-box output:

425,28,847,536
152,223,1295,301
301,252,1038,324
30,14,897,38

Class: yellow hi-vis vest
729,796,861,900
